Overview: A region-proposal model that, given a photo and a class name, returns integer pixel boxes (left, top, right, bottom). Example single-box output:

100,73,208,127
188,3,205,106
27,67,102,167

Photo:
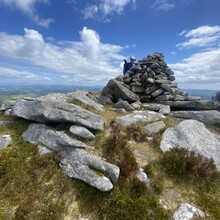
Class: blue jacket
123,60,133,74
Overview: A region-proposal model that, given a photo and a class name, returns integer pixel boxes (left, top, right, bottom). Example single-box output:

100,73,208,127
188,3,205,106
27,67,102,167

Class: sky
0,0,219,90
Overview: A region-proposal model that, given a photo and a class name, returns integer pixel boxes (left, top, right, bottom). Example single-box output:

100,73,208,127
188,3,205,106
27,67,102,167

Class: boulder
70,125,95,140
67,90,104,112
173,203,205,220
60,148,120,192
102,79,140,103
22,123,91,151
11,99,104,131
36,93,68,102
115,100,135,111
0,101,16,111
170,110,220,125
115,110,166,126
160,120,220,170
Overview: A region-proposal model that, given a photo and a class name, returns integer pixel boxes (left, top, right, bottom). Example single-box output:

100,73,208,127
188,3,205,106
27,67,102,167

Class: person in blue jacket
123,56,136,74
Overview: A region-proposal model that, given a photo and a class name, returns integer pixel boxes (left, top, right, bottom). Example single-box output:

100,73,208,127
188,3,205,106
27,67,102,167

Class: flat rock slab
70,125,95,140
160,119,220,170
67,90,104,112
156,100,219,110
60,148,120,192
22,123,91,151
11,99,104,131
0,135,12,149
170,110,220,125
115,110,166,126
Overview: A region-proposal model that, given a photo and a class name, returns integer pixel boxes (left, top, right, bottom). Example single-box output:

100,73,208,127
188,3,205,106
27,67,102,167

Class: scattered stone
4,109,11,116
144,121,166,134
160,120,220,170
115,110,166,126
22,123,91,151
0,101,16,111
70,125,95,140
109,108,127,113
136,168,150,187
96,94,113,105
115,100,135,111
159,105,170,115
11,99,104,131
0,135,12,149
38,145,52,155
173,203,205,220
60,148,120,192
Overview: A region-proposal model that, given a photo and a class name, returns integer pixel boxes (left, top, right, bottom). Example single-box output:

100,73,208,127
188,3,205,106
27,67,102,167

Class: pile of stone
100,52,200,103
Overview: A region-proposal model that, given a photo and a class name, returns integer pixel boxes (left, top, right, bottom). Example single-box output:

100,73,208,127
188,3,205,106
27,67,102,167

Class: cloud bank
0,27,125,85
0,0,53,27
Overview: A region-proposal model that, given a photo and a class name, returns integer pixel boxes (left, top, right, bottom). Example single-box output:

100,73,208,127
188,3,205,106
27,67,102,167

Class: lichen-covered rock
160,120,220,170
70,125,95,140
144,121,166,134
22,123,91,151
60,148,120,192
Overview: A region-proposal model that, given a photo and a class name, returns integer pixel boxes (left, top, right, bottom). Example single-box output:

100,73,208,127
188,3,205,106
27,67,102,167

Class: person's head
130,56,136,63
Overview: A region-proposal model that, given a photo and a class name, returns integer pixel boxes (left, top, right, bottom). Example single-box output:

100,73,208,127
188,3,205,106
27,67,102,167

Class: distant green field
0,91,37,105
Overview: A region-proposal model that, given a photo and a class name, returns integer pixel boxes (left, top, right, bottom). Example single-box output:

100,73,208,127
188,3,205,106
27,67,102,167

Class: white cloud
0,0,53,27
151,0,175,11
169,48,220,90
81,0,136,21
0,27,126,85
176,25,220,49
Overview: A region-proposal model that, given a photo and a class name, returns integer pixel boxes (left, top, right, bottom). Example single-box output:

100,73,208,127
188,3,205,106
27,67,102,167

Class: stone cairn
100,52,200,103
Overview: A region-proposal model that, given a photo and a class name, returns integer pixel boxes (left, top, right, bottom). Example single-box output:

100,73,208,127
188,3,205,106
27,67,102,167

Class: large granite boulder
11,99,104,131
22,123,91,151
170,110,220,125
115,110,166,126
60,148,120,192
102,79,140,103
160,120,220,170
67,90,104,112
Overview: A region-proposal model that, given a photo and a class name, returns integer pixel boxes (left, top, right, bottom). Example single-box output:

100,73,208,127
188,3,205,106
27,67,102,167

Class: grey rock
130,101,141,110
22,123,91,151
155,94,172,101
160,84,175,93
174,95,186,101
70,125,95,140
142,103,161,111
96,95,113,105
173,203,205,220
168,75,175,81
0,135,12,149
131,86,145,93
38,145,52,155
115,110,166,126
4,109,11,116
170,110,220,125
102,79,140,103
145,85,160,95
151,88,164,98
115,101,135,111
144,121,166,134
0,101,16,111
11,99,104,131
159,105,170,115
67,90,104,112
136,168,150,187
60,148,120,192
109,108,127,113
160,120,220,170
156,100,219,111
146,77,154,84
185,95,201,101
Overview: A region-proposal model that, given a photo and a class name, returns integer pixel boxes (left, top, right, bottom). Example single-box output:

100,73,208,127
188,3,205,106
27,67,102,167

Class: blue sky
0,0,219,90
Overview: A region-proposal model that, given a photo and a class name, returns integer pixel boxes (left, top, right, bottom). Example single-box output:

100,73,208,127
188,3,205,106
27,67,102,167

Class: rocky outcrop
100,53,205,105
170,110,220,125
60,148,120,192
11,99,104,131
22,123,91,151
115,110,166,126
160,120,220,170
